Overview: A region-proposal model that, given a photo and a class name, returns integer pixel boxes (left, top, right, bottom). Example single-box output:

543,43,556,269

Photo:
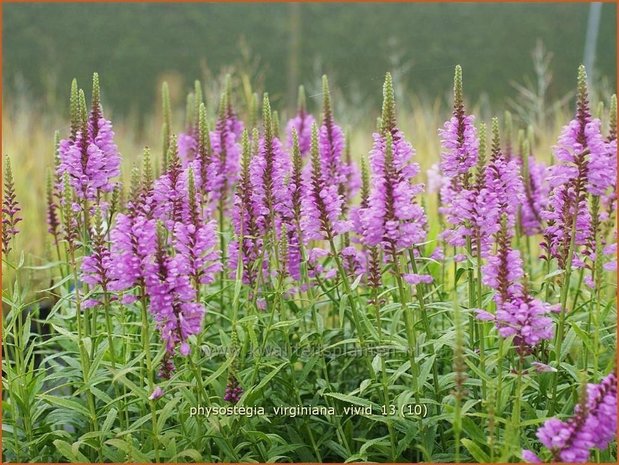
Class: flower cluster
57,75,121,202
33,67,615,424
523,373,617,463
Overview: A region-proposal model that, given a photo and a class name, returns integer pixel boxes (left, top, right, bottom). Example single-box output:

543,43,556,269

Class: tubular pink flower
542,68,598,268
108,214,157,292
178,131,198,166
287,111,315,157
586,121,616,196
361,131,426,251
250,136,291,234
530,373,617,463
209,119,241,203
439,114,479,178
58,118,121,201
479,218,554,352
173,219,222,285
144,231,205,356
301,122,349,243
437,67,481,248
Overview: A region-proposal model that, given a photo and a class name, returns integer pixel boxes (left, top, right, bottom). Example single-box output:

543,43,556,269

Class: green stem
549,213,578,415
140,288,160,462
392,250,419,399
70,250,101,461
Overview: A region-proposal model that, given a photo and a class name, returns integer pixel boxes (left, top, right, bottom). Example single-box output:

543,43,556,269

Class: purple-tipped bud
286,85,315,157
224,374,244,404
2,156,22,255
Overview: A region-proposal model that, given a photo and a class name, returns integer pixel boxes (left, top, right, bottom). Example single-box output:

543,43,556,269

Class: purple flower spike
542,66,599,268
144,225,205,356
173,168,222,286
250,95,292,235
438,66,483,248
58,74,121,200
209,93,242,204
362,130,426,252
229,129,268,286
480,216,554,352
108,214,157,293
530,373,617,463
286,85,315,157
318,76,348,190
301,124,347,243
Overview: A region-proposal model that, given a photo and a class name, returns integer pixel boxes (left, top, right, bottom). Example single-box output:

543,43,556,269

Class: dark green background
4,2,617,119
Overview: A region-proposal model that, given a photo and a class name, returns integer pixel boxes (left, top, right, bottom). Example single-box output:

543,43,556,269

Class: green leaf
245,362,287,403
560,327,577,361
52,439,88,462
105,438,151,462
325,392,373,408
570,321,594,353
101,408,118,433
157,395,180,431
461,438,490,462
39,394,92,420
173,449,203,461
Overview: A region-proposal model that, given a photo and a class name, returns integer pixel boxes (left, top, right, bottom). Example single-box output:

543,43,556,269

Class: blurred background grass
2,2,616,289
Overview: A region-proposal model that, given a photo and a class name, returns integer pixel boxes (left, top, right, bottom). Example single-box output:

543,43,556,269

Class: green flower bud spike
78,89,88,137
263,93,273,145
187,167,199,225
490,117,501,162
504,110,513,158
272,110,280,139
381,72,397,135
217,91,226,126
129,164,142,208
167,135,180,173
576,65,591,125
290,128,304,226
241,129,251,181
322,75,333,125
595,101,605,121
360,155,370,208
142,147,154,192
194,80,203,129
69,79,80,140
345,129,352,166
453,65,464,119
198,103,212,165
298,85,307,113
162,82,171,163
91,72,101,120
